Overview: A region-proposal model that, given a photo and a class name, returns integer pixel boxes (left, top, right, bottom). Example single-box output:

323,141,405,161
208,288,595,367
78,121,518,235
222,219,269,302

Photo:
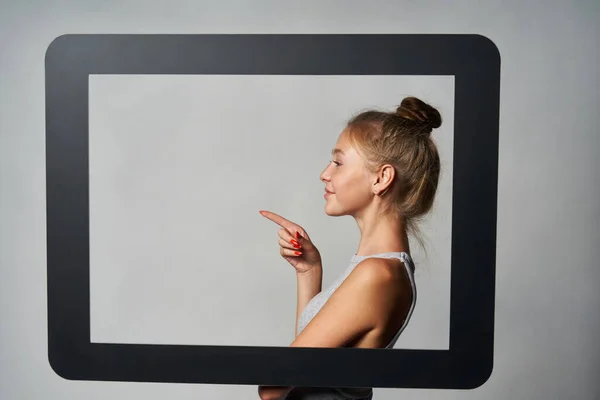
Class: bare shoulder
343,257,410,303
351,257,408,286
343,257,413,345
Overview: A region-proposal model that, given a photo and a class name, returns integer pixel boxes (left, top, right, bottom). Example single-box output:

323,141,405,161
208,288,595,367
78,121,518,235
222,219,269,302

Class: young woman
258,96,443,400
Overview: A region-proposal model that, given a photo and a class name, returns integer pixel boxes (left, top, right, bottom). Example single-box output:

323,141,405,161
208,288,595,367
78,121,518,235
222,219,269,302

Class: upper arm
289,258,397,349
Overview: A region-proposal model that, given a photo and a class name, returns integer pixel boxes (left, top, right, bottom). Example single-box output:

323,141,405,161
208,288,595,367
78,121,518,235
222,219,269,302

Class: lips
325,189,334,194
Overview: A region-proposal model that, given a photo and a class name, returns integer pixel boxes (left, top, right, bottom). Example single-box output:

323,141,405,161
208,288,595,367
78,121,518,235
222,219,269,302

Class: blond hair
345,96,442,250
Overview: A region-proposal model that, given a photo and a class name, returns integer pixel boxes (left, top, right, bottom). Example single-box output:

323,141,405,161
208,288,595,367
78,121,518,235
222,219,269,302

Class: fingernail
291,239,300,248
294,251,302,255
295,232,300,239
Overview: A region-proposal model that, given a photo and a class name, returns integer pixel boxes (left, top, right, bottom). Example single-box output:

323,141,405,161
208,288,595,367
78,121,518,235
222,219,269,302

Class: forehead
331,131,360,159
332,130,349,150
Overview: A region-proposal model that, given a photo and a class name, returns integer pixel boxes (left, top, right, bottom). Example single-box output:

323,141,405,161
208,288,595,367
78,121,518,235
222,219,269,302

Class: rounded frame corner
461,356,494,390
45,34,77,66
469,34,501,66
48,350,79,381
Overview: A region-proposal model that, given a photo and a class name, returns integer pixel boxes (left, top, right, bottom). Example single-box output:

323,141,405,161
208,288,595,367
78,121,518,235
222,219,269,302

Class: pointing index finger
259,210,297,235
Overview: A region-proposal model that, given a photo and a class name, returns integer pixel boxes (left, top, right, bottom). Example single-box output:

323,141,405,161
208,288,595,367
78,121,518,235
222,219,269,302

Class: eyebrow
331,148,345,156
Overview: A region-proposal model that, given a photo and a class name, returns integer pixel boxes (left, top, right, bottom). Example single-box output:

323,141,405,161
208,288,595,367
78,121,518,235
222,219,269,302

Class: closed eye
330,160,341,167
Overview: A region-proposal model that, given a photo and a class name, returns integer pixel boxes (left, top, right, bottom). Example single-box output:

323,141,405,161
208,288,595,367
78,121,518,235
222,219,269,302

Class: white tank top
297,251,417,348
291,252,417,399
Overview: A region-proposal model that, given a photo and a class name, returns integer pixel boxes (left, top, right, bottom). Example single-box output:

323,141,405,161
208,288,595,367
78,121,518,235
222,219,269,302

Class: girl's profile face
320,129,374,217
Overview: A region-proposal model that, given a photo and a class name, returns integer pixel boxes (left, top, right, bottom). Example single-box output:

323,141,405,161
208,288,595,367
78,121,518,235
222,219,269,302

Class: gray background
88,74,454,349
1,1,599,399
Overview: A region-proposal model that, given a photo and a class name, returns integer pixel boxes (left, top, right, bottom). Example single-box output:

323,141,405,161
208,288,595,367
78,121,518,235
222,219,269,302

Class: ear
373,164,395,195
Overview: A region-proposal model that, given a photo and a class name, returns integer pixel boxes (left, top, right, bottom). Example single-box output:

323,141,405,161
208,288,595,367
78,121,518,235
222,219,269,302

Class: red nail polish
295,232,300,239
294,251,302,255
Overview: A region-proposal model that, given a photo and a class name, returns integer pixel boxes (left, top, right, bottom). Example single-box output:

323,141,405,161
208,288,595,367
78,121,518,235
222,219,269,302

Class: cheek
334,174,369,201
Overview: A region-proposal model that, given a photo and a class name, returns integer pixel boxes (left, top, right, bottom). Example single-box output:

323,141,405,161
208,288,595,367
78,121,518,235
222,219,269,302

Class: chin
324,204,346,217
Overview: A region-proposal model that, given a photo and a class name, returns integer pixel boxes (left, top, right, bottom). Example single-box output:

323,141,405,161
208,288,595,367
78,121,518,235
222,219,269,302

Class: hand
259,210,322,274
258,385,293,400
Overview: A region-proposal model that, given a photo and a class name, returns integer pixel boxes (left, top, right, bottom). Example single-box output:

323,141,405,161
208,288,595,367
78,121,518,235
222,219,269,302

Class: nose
320,163,331,183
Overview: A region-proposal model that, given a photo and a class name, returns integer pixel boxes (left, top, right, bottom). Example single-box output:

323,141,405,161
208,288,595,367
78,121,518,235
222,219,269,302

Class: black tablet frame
45,33,500,389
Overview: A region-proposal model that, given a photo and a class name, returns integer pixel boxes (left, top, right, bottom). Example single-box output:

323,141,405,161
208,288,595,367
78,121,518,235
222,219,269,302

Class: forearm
295,265,322,336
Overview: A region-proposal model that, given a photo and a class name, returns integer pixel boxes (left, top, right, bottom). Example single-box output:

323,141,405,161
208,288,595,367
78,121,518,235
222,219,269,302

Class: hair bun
395,96,442,133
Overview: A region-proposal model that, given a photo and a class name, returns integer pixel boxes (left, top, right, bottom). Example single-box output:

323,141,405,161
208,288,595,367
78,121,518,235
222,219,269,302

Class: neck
353,208,410,256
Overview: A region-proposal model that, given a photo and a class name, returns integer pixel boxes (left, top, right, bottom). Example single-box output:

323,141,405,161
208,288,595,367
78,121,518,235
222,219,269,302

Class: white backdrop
1,1,599,399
